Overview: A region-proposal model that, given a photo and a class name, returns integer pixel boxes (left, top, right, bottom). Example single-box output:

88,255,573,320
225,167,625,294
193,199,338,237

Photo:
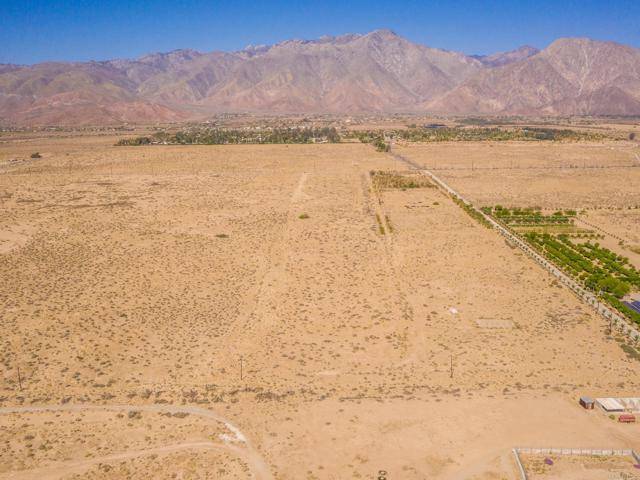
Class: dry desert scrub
370,170,434,191
2,133,640,480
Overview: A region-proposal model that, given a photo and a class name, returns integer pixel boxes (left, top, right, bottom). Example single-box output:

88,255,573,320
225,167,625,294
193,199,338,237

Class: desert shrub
384,215,394,233
116,136,151,146
373,138,390,152
374,214,385,235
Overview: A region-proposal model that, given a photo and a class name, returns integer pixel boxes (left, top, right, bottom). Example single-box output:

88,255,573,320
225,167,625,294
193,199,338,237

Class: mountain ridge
1,30,639,125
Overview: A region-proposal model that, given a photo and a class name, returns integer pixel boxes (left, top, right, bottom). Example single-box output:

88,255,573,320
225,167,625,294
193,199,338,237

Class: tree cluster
116,127,341,146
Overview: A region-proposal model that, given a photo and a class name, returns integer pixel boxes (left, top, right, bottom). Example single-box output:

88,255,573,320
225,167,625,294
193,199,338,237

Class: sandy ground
1,136,640,479
396,141,640,274
576,209,640,269
395,142,640,209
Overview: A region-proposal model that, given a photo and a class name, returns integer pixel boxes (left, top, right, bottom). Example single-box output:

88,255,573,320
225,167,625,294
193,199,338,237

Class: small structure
596,397,640,413
580,396,595,409
596,398,625,412
617,398,640,412
619,414,636,423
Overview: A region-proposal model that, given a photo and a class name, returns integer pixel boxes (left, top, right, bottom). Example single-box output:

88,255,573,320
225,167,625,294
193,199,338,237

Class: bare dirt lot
396,141,640,270
395,142,640,209
1,135,640,479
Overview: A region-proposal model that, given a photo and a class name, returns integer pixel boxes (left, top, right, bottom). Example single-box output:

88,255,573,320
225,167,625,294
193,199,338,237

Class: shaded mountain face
1,32,640,125
471,46,539,67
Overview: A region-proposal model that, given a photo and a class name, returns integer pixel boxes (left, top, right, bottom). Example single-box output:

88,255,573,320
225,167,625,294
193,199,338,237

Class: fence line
512,449,527,480
513,447,639,480
427,164,640,172
389,151,640,345
516,447,635,456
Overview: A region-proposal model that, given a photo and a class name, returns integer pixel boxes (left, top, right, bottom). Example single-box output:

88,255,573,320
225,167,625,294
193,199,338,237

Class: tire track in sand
0,403,273,480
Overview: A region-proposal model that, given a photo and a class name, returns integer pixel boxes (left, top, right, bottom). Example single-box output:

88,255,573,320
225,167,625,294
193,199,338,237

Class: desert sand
1,134,640,479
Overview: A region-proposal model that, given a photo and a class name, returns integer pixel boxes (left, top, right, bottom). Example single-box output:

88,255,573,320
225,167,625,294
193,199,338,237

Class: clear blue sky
2,0,639,64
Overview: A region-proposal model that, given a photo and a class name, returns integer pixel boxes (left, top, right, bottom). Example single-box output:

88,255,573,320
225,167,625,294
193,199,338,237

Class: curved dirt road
0,403,273,480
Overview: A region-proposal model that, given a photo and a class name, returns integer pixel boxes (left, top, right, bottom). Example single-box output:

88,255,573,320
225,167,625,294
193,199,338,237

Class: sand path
2,442,228,480
0,403,273,480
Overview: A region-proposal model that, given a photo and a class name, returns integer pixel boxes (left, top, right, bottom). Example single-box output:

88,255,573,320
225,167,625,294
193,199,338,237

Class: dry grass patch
370,170,433,191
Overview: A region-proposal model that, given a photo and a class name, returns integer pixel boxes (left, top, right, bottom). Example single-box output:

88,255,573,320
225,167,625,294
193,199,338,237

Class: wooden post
17,366,22,391
450,354,453,378
609,313,613,336
240,356,243,381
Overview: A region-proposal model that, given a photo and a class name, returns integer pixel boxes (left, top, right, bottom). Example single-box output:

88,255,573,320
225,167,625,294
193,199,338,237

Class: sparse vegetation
482,206,577,226
384,214,394,233
373,138,390,152
355,131,390,151
375,213,385,234
354,126,609,144
453,197,493,228
370,170,433,191
115,136,152,146
483,205,601,236
525,232,640,324
4,127,640,480
116,127,340,145
395,126,608,142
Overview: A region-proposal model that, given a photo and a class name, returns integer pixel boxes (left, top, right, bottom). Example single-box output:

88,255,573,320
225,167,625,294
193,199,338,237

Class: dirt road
0,403,273,480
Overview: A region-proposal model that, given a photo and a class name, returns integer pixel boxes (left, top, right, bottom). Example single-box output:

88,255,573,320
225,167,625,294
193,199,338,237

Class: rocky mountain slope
429,38,640,115
1,31,639,124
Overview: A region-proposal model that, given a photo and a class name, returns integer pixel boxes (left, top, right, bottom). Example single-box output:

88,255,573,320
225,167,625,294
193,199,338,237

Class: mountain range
1,29,640,125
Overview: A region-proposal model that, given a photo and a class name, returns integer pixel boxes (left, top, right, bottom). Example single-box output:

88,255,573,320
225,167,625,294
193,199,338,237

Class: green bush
524,232,640,324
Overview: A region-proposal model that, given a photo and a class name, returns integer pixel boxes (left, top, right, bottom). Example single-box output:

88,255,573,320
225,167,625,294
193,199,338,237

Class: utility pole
240,356,244,381
17,366,22,391
450,354,453,379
